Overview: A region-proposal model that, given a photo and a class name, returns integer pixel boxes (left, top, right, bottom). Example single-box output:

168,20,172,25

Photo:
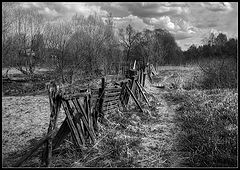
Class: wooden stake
62,100,82,148
98,77,105,122
125,84,143,112
42,82,61,167
135,80,150,107
72,98,96,143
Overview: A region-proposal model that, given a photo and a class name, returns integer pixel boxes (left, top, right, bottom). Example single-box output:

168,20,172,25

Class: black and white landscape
2,2,238,168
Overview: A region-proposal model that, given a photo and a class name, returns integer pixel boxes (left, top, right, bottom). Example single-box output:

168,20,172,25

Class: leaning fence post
143,66,146,87
127,69,138,103
96,77,105,127
42,81,61,167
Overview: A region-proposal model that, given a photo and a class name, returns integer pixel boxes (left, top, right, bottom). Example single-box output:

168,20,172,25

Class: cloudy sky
20,2,238,51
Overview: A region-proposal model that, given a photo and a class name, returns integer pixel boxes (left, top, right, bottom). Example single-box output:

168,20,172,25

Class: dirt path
114,80,182,167
140,87,181,167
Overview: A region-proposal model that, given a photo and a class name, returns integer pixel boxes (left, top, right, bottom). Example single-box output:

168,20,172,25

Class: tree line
2,3,237,83
183,32,237,64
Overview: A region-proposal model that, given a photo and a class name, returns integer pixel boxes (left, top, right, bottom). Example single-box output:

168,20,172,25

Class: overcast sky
20,2,238,51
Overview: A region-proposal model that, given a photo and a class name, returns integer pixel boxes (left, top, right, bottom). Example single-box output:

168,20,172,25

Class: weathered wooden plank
62,100,82,147
42,82,62,167
103,105,119,112
52,99,89,149
88,94,97,136
72,98,96,143
125,84,143,112
122,82,130,106
118,82,126,108
98,77,105,123
103,106,118,112
85,96,90,125
138,70,141,85
103,96,120,102
142,72,146,87
103,100,119,107
62,92,91,100
114,78,131,85
135,80,150,106
140,70,143,86
75,98,88,121
126,76,136,105
104,91,121,97
105,87,122,92
92,109,98,133
85,95,94,143
68,100,85,146
80,119,85,138
76,122,85,146
138,80,147,93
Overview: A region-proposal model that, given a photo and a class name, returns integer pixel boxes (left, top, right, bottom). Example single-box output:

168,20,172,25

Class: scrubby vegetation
161,62,238,167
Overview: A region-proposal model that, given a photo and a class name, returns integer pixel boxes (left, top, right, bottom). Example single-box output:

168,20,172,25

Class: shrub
197,58,237,89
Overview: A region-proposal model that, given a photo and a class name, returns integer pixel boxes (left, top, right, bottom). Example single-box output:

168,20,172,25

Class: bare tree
66,13,118,79
43,19,73,83
2,4,45,76
119,24,139,63
2,2,17,76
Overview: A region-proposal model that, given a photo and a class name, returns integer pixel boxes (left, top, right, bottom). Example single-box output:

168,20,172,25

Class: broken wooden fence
14,65,151,167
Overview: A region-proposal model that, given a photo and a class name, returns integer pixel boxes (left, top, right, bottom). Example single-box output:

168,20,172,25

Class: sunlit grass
163,89,238,167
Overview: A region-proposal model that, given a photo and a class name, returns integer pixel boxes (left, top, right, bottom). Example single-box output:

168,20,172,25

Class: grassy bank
160,58,238,167
163,88,238,167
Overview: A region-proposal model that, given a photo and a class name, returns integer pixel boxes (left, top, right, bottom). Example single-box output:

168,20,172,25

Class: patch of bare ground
2,95,66,167
133,86,183,167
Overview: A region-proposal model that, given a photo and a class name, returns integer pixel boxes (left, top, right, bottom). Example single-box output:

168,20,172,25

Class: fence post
143,66,146,87
125,69,138,104
97,77,105,126
42,82,61,167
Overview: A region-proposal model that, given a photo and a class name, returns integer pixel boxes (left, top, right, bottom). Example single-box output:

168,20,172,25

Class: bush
197,58,237,89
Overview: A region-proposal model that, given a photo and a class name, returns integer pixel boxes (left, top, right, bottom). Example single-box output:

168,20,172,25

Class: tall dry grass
164,89,237,167
162,57,238,167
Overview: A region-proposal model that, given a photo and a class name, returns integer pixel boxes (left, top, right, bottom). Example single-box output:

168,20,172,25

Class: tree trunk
61,51,65,84
126,48,130,62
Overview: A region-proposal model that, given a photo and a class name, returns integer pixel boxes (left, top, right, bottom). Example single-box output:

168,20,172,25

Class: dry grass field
2,65,238,167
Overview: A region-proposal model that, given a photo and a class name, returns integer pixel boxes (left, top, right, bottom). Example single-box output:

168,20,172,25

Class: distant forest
2,2,238,83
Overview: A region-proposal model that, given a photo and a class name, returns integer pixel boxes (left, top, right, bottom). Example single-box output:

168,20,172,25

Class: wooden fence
14,62,155,167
